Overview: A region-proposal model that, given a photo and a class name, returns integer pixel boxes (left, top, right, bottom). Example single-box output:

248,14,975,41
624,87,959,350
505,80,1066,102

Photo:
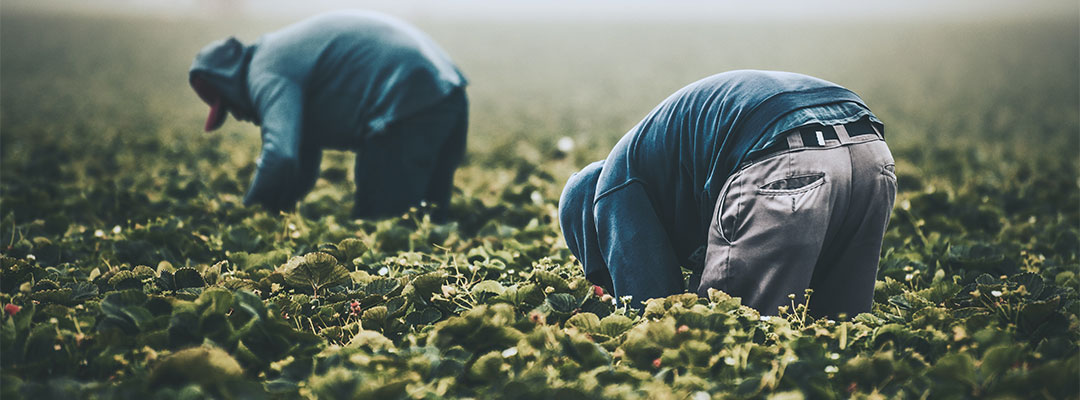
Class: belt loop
834,123,853,145
786,131,802,149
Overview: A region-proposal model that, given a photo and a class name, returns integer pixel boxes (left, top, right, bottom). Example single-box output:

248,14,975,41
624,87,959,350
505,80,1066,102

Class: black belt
747,117,884,161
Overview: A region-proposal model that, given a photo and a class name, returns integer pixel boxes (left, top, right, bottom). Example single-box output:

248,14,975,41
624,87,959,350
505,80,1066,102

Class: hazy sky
5,0,1076,22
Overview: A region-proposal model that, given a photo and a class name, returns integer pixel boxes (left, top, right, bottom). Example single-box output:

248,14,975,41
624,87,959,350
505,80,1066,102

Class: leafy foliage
1,9,1078,400
282,252,351,296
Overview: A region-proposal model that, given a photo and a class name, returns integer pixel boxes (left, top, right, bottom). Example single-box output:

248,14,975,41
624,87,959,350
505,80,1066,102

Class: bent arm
594,181,684,307
243,78,307,211
294,141,322,201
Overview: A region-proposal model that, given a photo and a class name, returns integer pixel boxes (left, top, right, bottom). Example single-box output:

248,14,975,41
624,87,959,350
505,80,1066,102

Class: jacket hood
189,37,257,124
558,160,613,291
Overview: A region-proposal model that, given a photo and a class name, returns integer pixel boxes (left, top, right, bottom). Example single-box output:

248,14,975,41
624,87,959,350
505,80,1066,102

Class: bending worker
559,70,897,317
189,11,468,220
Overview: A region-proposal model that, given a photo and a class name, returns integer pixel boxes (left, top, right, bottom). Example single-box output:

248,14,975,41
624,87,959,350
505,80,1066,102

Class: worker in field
189,11,468,221
559,70,896,317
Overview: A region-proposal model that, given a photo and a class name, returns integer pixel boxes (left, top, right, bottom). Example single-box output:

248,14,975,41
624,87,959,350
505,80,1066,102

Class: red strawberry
529,311,546,325
349,300,362,317
4,304,20,316
593,285,604,297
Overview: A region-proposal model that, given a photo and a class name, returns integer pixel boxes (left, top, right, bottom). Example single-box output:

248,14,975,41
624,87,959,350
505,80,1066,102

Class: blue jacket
189,11,467,211
559,70,879,305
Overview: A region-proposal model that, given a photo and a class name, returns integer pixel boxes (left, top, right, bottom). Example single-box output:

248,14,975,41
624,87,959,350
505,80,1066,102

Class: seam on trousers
824,144,857,268
727,173,742,277
732,174,742,247
790,148,799,178
846,145,856,227
787,153,794,211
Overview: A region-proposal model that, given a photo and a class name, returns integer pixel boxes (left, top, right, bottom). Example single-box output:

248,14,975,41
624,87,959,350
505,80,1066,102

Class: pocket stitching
757,176,826,196
758,173,825,191
881,163,897,180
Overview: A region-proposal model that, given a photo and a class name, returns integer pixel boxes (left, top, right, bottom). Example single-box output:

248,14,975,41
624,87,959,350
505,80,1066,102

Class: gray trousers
698,124,896,318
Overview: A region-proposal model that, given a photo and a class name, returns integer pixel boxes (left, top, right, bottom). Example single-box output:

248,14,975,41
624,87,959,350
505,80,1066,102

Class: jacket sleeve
243,77,306,211
295,142,322,200
594,181,685,307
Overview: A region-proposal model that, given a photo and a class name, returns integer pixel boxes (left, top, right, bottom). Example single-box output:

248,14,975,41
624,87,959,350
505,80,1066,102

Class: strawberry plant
1,8,1077,400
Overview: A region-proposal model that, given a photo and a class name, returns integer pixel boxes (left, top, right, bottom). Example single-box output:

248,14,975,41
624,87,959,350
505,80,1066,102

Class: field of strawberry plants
2,5,1078,399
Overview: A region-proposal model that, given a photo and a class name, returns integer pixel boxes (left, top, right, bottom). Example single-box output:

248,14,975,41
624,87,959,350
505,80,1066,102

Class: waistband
746,117,884,161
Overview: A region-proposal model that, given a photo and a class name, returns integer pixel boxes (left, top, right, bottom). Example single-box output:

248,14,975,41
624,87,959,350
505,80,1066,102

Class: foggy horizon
4,0,1076,23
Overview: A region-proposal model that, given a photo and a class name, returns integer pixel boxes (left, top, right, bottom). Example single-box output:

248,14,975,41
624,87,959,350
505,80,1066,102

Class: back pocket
758,173,826,195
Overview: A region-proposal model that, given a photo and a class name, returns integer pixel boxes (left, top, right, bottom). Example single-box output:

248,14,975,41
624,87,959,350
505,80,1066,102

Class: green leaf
174,267,207,289
927,353,975,387
132,265,156,280
337,238,369,263
565,312,601,332
203,261,226,285
532,270,570,292
467,351,505,382
29,288,73,305
409,271,448,301
974,273,1000,285
405,308,442,326
68,282,99,301
471,280,505,296
149,346,245,388
547,293,580,315
579,297,613,318
949,244,1005,264
365,278,402,297
24,322,63,364
346,330,393,352
234,290,268,320
1012,272,1045,298
283,252,351,295
384,296,408,318
1,256,39,293
30,279,59,291
108,270,142,290
156,271,177,291
494,283,545,310
911,307,951,329
1019,296,1060,332
223,278,259,292
361,306,388,327
168,306,201,349
195,288,234,318
981,344,1022,377
98,289,151,334
599,314,635,337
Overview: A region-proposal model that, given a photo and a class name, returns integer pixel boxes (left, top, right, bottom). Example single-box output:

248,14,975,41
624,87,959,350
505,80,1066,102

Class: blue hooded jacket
189,11,467,211
559,70,879,305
